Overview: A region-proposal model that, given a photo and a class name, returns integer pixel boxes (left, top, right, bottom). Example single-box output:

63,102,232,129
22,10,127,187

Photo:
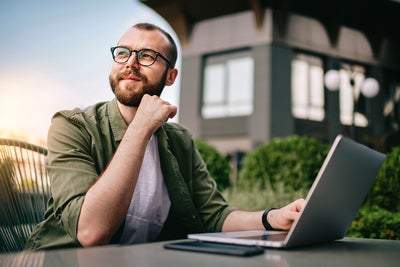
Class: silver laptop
188,135,386,248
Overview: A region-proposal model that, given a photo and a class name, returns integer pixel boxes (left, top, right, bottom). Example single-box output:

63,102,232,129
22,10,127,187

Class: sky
0,0,181,144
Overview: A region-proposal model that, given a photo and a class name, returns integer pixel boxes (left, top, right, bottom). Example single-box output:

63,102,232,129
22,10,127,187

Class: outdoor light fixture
324,69,380,98
324,69,342,92
324,64,380,138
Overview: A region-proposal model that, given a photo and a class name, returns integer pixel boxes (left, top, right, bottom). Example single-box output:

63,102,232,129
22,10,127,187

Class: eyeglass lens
112,47,157,66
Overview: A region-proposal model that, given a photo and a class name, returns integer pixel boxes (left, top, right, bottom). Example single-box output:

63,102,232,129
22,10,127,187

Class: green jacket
25,99,235,250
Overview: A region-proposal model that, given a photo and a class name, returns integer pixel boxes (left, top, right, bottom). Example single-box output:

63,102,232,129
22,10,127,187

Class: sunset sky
0,0,180,145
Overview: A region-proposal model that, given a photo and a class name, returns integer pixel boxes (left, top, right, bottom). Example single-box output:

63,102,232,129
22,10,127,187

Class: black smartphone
164,240,264,257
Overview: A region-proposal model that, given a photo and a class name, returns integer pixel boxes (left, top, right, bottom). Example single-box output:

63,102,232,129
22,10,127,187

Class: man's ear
165,68,178,86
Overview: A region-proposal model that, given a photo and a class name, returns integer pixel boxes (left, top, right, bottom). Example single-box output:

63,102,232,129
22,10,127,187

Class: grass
221,181,308,211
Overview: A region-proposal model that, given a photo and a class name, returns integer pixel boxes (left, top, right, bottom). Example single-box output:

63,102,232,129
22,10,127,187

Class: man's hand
221,198,305,232
132,94,177,136
268,198,305,230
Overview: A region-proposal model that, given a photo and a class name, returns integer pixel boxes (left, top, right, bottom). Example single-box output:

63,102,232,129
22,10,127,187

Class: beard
109,68,168,107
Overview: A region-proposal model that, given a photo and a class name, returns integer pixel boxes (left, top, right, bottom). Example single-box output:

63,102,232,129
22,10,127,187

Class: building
140,0,400,156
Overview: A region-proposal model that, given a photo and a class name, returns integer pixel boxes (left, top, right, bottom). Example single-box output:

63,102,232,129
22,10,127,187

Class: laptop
188,135,386,248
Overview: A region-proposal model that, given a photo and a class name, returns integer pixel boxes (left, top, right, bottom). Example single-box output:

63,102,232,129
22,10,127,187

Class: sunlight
0,69,73,145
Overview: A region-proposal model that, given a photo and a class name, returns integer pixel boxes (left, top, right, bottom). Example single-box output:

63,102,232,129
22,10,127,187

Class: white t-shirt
118,135,171,244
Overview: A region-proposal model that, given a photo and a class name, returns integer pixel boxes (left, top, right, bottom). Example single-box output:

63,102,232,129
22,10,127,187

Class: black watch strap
262,208,276,230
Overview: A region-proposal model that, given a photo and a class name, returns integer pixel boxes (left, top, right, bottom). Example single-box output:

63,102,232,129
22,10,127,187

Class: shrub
364,146,400,212
195,139,231,191
237,135,330,192
346,146,400,240
347,205,400,240
0,156,16,200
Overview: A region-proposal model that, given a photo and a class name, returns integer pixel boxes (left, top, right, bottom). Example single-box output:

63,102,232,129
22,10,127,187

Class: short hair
132,23,178,68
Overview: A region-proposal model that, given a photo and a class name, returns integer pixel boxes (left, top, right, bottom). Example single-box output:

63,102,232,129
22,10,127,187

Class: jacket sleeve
190,141,237,232
46,112,100,243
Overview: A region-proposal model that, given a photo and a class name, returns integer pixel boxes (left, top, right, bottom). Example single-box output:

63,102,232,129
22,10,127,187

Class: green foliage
195,139,231,191
347,205,400,240
222,180,307,210
0,156,16,200
346,147,400,240
237,135,330,192
364,146,400,212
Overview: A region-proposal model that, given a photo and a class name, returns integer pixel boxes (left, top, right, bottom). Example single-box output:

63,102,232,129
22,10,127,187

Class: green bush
0,156,16,200
195,139,231,191
237,135,330,192
346,146,400,240
364,146,400,212
348,205,400,240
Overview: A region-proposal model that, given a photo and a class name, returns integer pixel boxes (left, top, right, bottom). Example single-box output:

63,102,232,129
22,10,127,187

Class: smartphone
164,240,264,257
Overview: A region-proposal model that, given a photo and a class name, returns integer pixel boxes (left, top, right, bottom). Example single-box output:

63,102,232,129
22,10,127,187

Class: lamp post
324,66,380,139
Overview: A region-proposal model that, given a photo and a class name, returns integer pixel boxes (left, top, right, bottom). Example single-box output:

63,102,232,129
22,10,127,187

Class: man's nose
125,52,140,68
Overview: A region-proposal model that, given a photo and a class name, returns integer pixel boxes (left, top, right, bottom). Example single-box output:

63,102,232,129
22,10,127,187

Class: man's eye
117,51,129,57
139,51,155,60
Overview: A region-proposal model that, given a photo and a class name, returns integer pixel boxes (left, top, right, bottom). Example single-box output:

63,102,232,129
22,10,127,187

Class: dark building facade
140,0,400,155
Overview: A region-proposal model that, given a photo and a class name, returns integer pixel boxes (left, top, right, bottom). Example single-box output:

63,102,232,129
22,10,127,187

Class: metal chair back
0,138,49,253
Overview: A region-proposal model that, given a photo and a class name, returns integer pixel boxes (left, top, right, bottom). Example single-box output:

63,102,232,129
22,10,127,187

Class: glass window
291,54,325,121
202,51,254,119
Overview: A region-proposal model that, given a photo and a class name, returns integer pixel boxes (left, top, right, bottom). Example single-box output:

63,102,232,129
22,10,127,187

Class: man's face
109,28,173,107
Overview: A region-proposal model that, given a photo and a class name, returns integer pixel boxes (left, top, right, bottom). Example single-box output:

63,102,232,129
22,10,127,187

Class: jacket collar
107,98,128,143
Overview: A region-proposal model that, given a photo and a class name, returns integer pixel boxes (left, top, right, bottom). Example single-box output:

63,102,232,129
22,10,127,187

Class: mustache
119,69,145,80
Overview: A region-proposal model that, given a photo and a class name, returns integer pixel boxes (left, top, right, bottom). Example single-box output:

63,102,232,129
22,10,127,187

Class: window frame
291,53,325,122
201,49,255,119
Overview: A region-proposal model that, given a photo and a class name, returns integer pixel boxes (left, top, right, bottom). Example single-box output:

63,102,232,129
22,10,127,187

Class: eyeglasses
110,46,173,67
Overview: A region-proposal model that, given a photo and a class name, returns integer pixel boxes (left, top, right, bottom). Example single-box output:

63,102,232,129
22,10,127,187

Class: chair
0,138,49,253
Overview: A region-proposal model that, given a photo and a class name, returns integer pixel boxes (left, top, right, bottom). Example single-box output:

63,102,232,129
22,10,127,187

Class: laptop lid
188,135,386,248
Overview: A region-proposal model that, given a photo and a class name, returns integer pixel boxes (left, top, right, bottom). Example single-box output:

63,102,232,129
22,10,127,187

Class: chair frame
0,138,49,253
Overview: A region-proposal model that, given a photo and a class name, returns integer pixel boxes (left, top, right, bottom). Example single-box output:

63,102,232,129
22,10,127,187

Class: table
1,237,399,267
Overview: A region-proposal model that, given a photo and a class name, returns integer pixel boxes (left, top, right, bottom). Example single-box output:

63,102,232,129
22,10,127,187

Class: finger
295,198,306,211
162,99,171,105
168,106,178,119
287,198,305,212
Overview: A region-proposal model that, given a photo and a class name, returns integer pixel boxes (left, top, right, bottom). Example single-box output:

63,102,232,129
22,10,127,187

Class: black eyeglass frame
110,46,173,68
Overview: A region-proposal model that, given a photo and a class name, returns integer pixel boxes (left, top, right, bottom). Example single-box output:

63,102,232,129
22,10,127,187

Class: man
25,23,304,250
